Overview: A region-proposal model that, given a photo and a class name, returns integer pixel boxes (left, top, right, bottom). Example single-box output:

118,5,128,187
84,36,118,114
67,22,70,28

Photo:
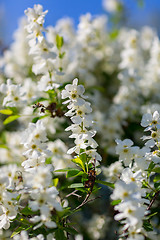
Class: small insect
33,102,45,109
33,102,45,113
33,101,65,118
17,171,23,183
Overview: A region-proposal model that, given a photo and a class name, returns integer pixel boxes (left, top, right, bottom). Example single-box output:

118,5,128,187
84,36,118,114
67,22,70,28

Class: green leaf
0,109,13,115
21,206,35,216
59,52,65,59
55,229,67,240
11,227,26,238
147,162,156,177
32,115,47,123
109,29,119,40
45,89,57,101
68,183,84,188
142,180,149,189
0,144,8,149
146,212,158,220
59,208,80,218
15,194,21,201
54,168,79,173
45,157,52,164
63,226,78,235
152,167,160,173
72,157,85,172
153,174,160,182
53,178,59,187
56,35,64,50
154,182,160,191
95,180,115,188
66,169,83,178
11,226,32,238
143,220,153,232
111,199,121,206
80,153,87,163
3,115,20,125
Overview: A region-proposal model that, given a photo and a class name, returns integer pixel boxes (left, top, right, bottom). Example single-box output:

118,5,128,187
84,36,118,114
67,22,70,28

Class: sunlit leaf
3,115,20,125
0,109,13,115
68,183,84,188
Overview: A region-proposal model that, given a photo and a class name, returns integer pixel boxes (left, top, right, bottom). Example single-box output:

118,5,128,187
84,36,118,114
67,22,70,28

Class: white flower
115,139,138,165
102,161,123,182
0,204,17,230
31,214,57,230
13,231,45,240
25,4,48,33
114,201,145,227
21,120,51,159
27,165,53,189
120,168,143,186
111,180,139,201
67,137,89,154
141,111,160,130
0,79,26,107
103,0,121,13
38,73,60,91
62,78,85,105
48,140,73,170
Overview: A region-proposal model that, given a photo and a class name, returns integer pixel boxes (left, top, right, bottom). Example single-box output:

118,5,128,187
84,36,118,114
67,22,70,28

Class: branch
66,190,82,199
147,190,160,211
73,195,101,211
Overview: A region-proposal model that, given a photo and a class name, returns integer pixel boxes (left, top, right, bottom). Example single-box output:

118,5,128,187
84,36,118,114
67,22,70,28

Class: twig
147,190,160,211
66,190,81,199
74,195,101,211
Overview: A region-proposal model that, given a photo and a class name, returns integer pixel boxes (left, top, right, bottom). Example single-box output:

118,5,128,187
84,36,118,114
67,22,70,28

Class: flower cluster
21,120,51,170
111,111,160,239
25,4,60,89
0,79,26,107
0,1,160,239
0,174,18,230
111,168,148,239
62,78,102,165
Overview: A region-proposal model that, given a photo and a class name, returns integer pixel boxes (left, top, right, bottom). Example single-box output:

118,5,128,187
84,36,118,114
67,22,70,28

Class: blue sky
1,0,160,45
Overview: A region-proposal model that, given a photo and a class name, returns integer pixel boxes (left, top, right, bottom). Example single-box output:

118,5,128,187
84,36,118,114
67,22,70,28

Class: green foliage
3,115,20,125
53,178,59,187
95,180,115,188
56,35,64,50
109,29,119,40
152,167,160,173
68,183,84,188
153,174,160,182
147,162,156,177
11,226,32,238
143,220,153,232
31,115,48,123
71,155,86,172
55,229,67,240
0,109,13,115
54,168,80,173
111,199,121,206
66,169,84,178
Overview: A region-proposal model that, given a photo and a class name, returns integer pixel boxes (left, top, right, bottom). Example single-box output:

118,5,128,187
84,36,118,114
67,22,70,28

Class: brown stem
147,190,160,211
74,195,101,211
66,190,81,199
